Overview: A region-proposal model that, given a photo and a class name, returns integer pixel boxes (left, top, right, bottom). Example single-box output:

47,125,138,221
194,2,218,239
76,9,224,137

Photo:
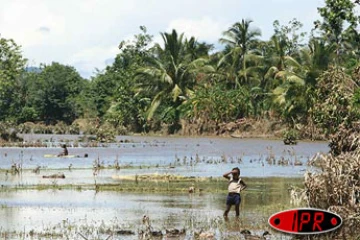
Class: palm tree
219,19,261,87
268,34,288,72
135,29,212,132
270,38,335,127
184,36,213,61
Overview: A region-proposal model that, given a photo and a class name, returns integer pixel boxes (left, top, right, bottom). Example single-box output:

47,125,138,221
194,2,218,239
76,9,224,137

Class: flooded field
0,135,329,239
0,180,299,239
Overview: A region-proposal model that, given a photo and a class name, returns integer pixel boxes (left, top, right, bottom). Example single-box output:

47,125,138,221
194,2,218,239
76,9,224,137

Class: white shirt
228,177,243,193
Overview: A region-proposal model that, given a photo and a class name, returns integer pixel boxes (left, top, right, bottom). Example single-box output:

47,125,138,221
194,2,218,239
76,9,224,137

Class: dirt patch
176,118,328,141
179,118,286,139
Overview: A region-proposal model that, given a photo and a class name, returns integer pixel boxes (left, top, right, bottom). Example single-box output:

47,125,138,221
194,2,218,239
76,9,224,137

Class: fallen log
42,173,65,179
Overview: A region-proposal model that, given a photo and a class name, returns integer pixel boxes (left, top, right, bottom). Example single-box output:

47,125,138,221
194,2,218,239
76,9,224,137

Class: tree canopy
0,0,359,138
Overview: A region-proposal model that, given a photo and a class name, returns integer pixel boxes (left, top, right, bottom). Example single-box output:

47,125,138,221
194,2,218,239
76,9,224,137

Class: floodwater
1,135,329,180
0,135,329,239
0,182,295,239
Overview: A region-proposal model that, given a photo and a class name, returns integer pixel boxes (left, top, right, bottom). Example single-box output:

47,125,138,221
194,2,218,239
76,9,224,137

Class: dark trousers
224,193,241,217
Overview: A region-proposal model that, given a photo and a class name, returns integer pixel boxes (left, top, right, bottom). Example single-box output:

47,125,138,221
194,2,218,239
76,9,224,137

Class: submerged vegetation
0,164,300,239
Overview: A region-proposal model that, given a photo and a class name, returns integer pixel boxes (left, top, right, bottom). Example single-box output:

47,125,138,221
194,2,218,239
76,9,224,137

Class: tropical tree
26,62,87,124
219,19,261,87
102,26,154,132
89,70,120,119
184,36,213,61
0,37,27,121
135,29,212,133
314,0,360,64
17,70,41,122
263,20,313,125
269,38,335,127
240,40,277,118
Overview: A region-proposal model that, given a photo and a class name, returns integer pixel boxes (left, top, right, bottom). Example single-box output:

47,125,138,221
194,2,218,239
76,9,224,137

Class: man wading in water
223,167,247,218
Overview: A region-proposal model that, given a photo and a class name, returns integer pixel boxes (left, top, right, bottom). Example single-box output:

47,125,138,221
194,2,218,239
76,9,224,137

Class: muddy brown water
0,135,328,239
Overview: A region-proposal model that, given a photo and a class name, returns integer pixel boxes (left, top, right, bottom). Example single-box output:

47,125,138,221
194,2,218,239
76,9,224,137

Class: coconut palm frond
171,84,183,102
273,87,286,105
284,56,302,69
287,75,305,85
265,66,279,79
274,71,287,80
146,93,163,120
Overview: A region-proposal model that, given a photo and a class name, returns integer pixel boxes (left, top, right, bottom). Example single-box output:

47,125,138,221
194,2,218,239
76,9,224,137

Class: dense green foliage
0,0,359,138
0,38,27,121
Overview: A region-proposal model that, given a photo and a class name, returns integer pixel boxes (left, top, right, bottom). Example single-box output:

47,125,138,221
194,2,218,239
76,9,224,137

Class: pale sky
0,0,328,78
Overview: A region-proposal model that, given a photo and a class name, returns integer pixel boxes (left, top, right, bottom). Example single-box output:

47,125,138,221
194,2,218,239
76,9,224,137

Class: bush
283,129,298,141
96,122,116,143
306,123,360,238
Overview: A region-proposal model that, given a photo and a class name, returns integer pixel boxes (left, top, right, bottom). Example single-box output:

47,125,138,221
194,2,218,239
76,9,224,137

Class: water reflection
0,176,297,234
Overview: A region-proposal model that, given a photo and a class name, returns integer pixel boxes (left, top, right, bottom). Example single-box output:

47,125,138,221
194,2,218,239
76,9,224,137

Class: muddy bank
179,118,285,138
172,118,325,141
0,118,327,147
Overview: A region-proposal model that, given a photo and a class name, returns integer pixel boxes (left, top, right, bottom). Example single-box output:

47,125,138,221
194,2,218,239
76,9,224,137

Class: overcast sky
0,0,328,79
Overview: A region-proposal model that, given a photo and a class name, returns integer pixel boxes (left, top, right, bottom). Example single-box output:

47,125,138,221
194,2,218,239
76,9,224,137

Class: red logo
268,208,342,234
